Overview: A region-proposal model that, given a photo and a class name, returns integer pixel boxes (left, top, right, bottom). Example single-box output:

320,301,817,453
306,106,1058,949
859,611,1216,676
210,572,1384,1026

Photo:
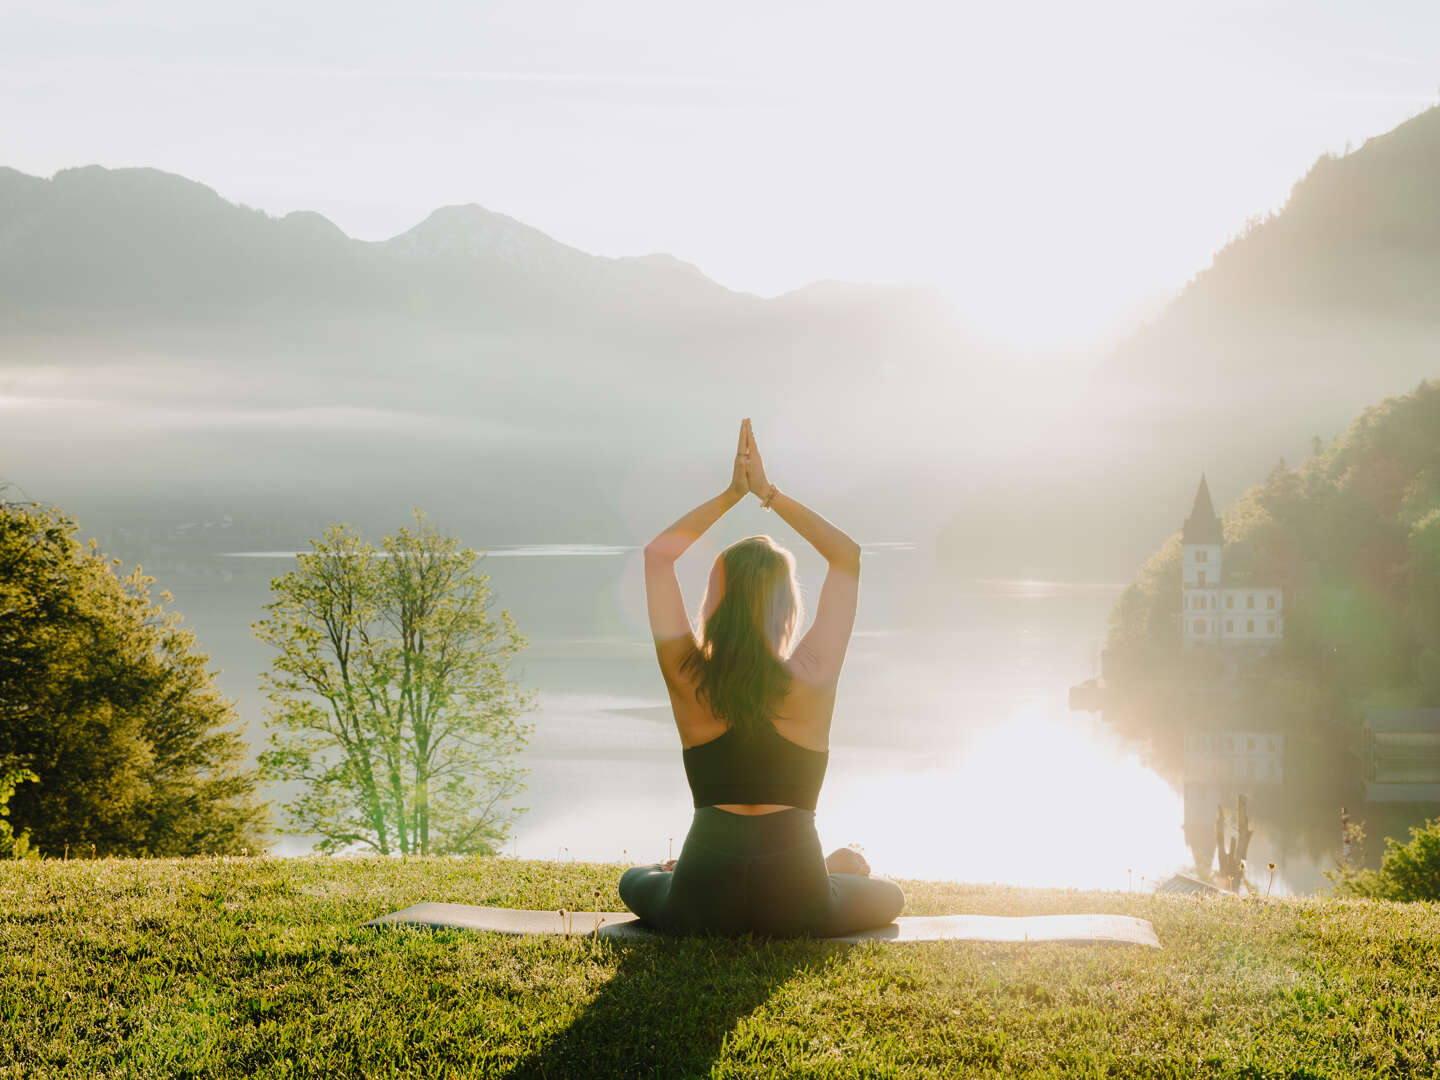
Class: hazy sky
4,1,1438,349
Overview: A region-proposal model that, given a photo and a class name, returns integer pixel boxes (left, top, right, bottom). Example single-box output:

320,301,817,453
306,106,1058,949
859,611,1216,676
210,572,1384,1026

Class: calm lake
206,538,1217,891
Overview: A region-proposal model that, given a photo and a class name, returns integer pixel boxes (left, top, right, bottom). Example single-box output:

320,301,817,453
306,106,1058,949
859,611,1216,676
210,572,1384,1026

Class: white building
1183,731,1285,784
1181,475,1284,648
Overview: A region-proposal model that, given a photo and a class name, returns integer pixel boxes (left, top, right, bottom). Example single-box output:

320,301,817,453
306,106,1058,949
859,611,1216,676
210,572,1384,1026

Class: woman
618,418,905,937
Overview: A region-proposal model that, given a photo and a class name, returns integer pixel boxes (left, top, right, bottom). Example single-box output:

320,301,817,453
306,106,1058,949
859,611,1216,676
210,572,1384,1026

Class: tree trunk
1215,794,1254,891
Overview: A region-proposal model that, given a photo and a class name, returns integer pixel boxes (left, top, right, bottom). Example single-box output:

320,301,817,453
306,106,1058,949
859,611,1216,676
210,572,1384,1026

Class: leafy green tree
1105,535,1182,652
1108,379,1440,714
0,498,266,856
255,512,536,856
1409,510,1440,657
1327,816,1440,901
0,762,38,859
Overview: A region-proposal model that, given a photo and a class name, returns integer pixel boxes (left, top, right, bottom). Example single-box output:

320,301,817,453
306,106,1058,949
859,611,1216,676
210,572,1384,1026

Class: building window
1246,594,1255,609
1247,737,1255,751
1198,570,1206,586
1247,619,1255,633
1193,620,1205,634
1226,620,1234,632
1196,550,1208,563
1268,619,1276,633
1267,595,1276,610
1226,595,1234,609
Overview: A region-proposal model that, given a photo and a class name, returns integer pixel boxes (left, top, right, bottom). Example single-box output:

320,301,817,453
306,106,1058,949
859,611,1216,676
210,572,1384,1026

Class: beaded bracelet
759,483,779,511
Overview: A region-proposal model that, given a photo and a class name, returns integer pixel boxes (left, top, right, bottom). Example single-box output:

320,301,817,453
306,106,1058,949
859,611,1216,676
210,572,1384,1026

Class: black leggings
618,807,905,938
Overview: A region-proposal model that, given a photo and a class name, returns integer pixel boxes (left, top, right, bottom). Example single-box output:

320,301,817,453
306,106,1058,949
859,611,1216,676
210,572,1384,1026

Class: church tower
1181,474,1223,647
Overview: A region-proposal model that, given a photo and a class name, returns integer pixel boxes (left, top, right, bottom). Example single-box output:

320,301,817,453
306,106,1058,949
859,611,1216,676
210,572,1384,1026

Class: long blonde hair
679,535,804,739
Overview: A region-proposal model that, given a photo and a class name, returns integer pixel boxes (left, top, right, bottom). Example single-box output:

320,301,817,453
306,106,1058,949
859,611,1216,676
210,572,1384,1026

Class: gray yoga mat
365,903,1161,947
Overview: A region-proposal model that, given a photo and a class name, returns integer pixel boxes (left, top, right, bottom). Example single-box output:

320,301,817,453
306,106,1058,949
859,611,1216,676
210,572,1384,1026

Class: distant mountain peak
0,166,46,191
616,252,708,279
381,203,580,269
281,209,347,242
0,160,940,327
51,164,226,207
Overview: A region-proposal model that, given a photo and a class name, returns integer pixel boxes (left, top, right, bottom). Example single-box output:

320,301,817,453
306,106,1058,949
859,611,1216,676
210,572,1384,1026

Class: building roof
1182,473,1224,545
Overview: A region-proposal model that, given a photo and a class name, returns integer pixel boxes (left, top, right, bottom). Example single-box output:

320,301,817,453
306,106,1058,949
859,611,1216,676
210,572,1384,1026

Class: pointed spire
1183,473,1223,545
1190,473,1215,520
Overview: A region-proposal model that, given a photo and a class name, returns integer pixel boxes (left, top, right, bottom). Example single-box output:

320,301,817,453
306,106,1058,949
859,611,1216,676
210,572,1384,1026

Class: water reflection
95,530,1427,893
503,554,1197,889
513,688,1195,889
1173,731,1427,897
818,698,1191,888
196,544,1208,887
1085,692,1437,896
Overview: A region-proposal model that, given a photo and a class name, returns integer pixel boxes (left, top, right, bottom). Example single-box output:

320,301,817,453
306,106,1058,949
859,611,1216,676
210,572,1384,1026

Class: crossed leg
620,854,904,937
815,872,906,937
618,862,675,928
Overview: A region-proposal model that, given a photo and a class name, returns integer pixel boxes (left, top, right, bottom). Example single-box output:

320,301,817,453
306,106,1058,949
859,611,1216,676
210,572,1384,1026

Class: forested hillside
1104,105,1440,393
1106,379,1440,753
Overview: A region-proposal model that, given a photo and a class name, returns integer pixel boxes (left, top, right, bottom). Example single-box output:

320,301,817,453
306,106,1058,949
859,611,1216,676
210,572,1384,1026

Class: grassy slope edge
2,856,1436,1079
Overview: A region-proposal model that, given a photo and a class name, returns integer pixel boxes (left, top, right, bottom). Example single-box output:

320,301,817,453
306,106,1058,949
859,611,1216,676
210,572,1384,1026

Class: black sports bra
682,722,829,811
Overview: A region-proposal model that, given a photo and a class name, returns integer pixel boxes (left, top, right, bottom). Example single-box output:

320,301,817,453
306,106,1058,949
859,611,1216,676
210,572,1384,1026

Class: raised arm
765,490,861,574
772,491,861,687
643,422,750,682
643,487,743,568
739,418,860,572
740,419,861,686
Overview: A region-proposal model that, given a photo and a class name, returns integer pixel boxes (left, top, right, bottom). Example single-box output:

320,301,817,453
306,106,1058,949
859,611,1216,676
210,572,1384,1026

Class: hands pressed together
728,417,775,501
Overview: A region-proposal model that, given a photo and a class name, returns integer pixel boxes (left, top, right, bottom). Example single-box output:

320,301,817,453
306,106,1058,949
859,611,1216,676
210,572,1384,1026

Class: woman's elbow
644,541,677,564
831,541,862,572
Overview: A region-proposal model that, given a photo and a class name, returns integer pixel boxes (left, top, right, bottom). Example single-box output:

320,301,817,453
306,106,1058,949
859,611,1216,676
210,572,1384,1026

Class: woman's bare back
670,657,835,754
644,418,861,811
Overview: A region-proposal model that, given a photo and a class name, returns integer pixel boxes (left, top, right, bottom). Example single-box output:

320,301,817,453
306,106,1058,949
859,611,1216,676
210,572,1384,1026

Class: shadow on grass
503,934,817,1079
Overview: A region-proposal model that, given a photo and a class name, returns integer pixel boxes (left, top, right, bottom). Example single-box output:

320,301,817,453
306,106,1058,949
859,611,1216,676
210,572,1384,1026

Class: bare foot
826,847,870,876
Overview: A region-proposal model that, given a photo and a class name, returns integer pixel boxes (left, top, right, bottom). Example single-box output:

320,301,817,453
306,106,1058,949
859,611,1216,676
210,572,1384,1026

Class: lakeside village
1069,477,1440,896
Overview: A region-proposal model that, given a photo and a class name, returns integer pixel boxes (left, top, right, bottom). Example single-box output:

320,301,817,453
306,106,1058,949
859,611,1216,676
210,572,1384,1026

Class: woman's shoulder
671,688,728,749
767,689,830,752
671,663,831,749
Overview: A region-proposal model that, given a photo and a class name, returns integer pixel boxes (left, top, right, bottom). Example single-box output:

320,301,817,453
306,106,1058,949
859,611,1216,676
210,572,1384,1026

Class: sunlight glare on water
228,543,1197,889
512,689,1192,892
818,696,1191,889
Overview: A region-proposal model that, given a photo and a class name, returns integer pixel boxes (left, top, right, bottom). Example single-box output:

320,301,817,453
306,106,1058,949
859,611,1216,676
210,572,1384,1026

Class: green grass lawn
2,856,1437,1079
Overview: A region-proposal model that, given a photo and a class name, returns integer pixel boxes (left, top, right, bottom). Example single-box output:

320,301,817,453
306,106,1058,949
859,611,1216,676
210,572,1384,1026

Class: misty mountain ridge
0,161,968,421
0,164,957,330
0,163,750,324
0,160,977,564
6,113,1439,582
1104,103,1440,392
383,203,714,285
